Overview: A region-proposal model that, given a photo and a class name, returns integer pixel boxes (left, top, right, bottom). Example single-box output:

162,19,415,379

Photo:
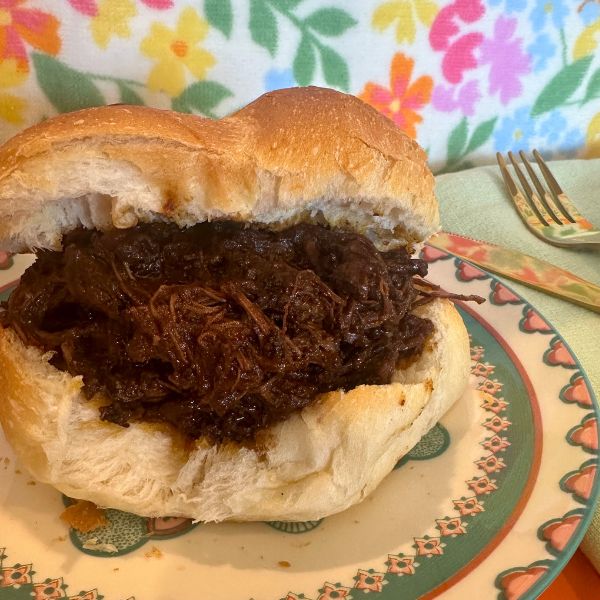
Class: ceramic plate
0,245,598,600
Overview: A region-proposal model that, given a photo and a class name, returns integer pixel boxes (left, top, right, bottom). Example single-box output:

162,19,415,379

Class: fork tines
496,150,600,248
498,151,572,226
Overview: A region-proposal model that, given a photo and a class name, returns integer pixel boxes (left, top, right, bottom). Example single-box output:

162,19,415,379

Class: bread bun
0,87,467,521
0,299,468,522
0,87,437,253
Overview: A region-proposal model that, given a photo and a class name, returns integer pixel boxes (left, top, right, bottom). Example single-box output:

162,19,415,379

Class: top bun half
0,87,438,252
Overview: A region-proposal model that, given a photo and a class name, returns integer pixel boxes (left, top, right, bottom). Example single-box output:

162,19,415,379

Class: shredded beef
1,222,438,442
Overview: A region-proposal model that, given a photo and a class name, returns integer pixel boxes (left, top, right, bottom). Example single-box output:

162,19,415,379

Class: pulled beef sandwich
0,87,473,522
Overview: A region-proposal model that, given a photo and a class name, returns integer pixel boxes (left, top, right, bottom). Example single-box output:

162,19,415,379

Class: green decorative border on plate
439,250,600,600
494,335,599,600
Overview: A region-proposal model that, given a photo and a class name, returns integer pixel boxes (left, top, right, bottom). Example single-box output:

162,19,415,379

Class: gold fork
496,150,600,248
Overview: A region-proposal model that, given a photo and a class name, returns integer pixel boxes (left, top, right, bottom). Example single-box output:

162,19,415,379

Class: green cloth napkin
436,158,600,570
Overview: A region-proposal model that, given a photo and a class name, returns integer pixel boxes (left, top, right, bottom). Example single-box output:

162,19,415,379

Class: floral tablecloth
0,0,599,171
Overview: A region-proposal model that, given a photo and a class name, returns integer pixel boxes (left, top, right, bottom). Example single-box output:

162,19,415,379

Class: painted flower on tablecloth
67,0,97,16
91,0,136,48
530,0,569,31
441,33,483,84
68,0,172,14
264,68,294,92
141,6,215,96
496,106,584,158
0,59,26,124
527,33,556,72
372,0,438,44
480,17,531,105
585,112,600,158
494,107,536,152
539,111,584,157
573,18,600,59
580,0,600,24
141,0,174,7
429,0,484,84
0,0,60,68
359,52,432,139
432,80,480,116
68,0,173,48
429,0,485,51
488,0,526,12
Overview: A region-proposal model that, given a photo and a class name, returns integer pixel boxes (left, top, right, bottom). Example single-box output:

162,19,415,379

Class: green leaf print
438,117,496,174
440,160,475,174
304,8,357,36
531,56,593,116
293,35,316,86
271,0,304,8
171,97,188,114
172,81,233,118
33,53,104,112
583,67,600,104
447,118,468,162
117,82,144,106
205,0,233,38
319,44,349,91
465,117,497,154
251,0,353,89
250,0,278,56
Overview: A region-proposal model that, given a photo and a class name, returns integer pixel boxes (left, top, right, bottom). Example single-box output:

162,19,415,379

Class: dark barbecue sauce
1,222,440,442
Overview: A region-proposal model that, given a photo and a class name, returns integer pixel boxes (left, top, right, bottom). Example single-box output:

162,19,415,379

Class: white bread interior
0,87,438,253
0,299,468,522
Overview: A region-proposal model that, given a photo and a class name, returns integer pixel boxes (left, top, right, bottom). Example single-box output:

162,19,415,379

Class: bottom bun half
0,299,469,522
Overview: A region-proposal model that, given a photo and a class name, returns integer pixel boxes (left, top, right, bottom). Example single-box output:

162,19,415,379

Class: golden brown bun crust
0,300,469,522
0,87,438,252
0,87,458,522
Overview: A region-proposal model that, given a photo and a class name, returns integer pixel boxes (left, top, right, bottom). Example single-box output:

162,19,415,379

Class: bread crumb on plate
144,546,163,559
60,500,107,533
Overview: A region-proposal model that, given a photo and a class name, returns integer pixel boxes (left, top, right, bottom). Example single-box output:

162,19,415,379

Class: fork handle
542,230,600,248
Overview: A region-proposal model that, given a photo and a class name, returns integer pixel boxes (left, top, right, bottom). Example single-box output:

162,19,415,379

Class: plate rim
442,250,600,600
